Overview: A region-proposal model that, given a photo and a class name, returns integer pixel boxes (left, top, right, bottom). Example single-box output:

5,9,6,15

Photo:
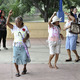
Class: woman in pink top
48,12,64,69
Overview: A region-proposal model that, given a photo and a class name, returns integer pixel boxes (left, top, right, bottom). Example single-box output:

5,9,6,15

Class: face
54,21,59,26
15,18,23,28
73,8,77,13
2,11,5,16
70,9,73,12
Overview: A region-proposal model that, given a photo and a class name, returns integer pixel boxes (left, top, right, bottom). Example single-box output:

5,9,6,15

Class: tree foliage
0,0,80,22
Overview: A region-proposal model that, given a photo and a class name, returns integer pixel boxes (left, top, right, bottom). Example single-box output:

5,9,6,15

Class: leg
22,64,27,74
0,38,1,51
3,30,6,47
3,30,8,50
0,31,2,51
76,35,79,44
66,49,72,60
14,63,20,73
65,37,72,61
70,36,79,62
72,50,80,62
48,54,54,68
54,54,59,69
14,63,20,77
23,64,27,71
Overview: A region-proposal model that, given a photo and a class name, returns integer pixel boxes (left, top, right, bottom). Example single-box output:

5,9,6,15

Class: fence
7,22,66,39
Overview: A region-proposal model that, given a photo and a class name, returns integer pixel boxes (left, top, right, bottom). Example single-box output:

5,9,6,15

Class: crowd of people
0,6,80,77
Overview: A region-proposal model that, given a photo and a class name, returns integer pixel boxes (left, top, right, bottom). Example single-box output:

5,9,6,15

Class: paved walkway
0,38,80,80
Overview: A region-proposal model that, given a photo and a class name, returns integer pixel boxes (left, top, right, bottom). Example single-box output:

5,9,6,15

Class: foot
15,73,20,77
4,47,8,50
48,63,54,68
65,58,72,62
75,59,80,62
54,65,59,69
76,41,79,44
22,69,27,75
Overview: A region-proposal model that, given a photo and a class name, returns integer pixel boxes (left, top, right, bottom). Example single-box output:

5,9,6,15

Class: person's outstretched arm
64,12,75,22
6,10,13,29
48,12,56,27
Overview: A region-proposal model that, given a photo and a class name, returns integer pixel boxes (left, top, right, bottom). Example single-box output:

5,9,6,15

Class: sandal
15,73,20,77
22,69,27,75
65,58,72,62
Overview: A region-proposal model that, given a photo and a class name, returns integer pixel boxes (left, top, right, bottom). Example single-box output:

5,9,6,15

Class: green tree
22,0,59,22
1,0,80,22
21,0,80,22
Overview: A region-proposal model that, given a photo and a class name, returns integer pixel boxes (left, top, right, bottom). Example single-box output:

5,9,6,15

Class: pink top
48,24,60,41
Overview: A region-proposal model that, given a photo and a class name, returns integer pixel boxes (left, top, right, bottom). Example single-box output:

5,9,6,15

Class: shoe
65,58,72,62
4,47,8,50
15,73,20,77
22,69,27,75
75,59,80,62
76,41,79,44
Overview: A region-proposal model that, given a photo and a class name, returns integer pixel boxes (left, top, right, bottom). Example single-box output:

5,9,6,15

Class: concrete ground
0,38,80,80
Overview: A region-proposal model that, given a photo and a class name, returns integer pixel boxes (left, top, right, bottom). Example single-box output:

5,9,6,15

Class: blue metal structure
57,0,64,22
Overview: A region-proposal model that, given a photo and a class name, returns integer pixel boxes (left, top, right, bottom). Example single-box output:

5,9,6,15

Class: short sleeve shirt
64,20,77,37
11,25,29,42
48,24,60,41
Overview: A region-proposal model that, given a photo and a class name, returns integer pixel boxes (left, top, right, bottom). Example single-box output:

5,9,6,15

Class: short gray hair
15,16,23,22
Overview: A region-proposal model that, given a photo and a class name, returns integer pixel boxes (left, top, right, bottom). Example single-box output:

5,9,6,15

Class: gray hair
15,16,23,22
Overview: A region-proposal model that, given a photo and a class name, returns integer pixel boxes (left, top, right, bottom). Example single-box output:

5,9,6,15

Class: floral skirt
13,46,31,65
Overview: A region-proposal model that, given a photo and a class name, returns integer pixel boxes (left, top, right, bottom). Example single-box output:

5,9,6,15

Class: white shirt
64,20,77,37
11,25,29,43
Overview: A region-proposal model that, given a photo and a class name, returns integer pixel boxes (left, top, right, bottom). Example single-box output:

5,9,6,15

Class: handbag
26,39,31,48
69,22,80,34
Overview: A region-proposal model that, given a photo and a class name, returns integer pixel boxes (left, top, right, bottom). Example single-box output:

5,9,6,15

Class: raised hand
9,10,13,16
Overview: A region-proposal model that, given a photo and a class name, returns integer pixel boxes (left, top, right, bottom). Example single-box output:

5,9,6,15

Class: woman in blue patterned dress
6,10,31,77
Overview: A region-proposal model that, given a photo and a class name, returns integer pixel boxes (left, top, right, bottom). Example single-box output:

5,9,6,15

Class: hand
63,28,66,31
9,10,13,16
60,34,64,40
64,12,69,16
23,38,26,43
53,12,56,16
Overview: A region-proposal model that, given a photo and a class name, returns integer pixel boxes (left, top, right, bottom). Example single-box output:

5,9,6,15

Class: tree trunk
44,7,48,22
44,14,48,22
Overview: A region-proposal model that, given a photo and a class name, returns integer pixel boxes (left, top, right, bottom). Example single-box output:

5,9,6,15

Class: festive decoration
22,28,25,31
18,32,30,58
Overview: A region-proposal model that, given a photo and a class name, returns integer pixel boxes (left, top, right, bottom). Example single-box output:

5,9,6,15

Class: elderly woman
6,10,31,77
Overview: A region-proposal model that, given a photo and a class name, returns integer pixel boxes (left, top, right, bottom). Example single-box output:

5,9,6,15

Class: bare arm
60,33,64,40
23,32,30,43
48,12,56,27
6,10,13,29
64,12,75,22
63,25,71,31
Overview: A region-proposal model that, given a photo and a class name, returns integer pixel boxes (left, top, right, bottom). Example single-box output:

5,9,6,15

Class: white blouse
11,25,29,46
